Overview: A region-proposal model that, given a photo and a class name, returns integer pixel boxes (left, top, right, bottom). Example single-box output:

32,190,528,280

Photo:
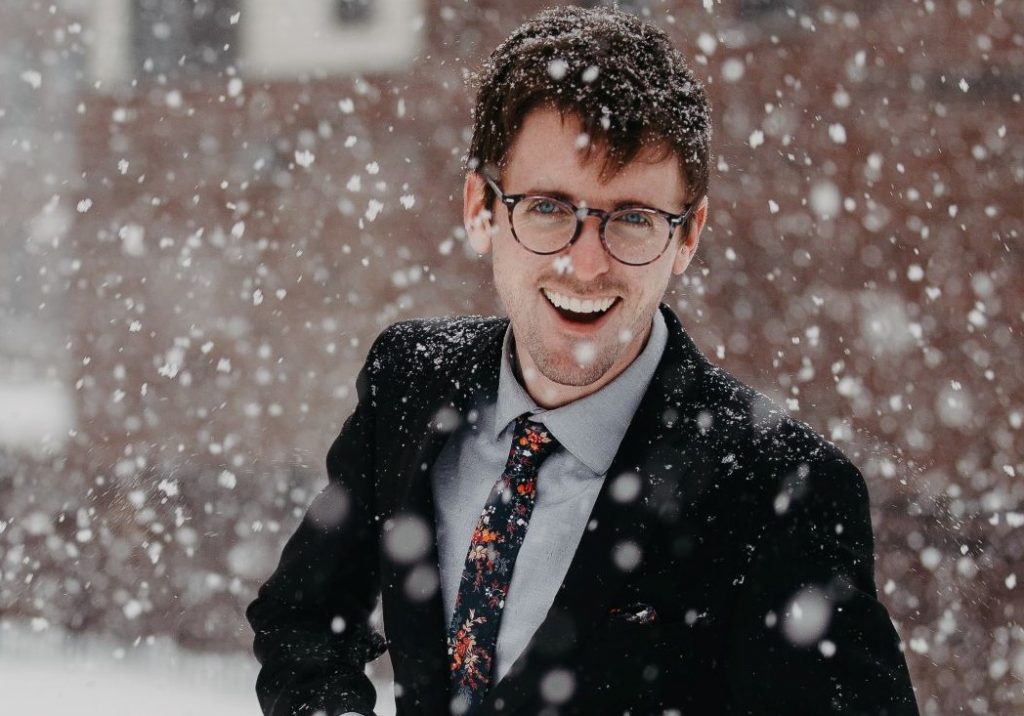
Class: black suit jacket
247,305,919,715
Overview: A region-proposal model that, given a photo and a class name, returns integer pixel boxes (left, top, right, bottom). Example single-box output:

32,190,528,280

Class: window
738,0,809,18
90,0,422,84
240,0,421,78
132,0,239,76
335,0,373,24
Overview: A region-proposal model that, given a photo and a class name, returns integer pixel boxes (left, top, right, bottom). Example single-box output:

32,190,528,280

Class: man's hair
467,5,712,206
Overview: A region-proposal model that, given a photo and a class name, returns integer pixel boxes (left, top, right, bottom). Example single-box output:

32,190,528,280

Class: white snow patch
119,223,146,256
783,587,831,646
936,385,973,428
552,255,573,275
573,341,597,367
809,181,841,219
722,58,744,82
383,515,431,564
21,70,42,88
859,291,914,356
909,637,929,654
612,540,642,571
0,622,323,716
0,381,73,453
920,546,942,570
365,199,384,222
547,58,569,80
697,33,718,55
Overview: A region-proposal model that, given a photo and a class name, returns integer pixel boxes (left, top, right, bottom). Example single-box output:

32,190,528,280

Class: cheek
491,246,533,305
626,267,672,307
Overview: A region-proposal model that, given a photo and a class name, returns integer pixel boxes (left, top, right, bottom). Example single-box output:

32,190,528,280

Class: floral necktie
446,415,559,714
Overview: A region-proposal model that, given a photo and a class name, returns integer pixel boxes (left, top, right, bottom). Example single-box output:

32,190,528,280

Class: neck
513,323,652,409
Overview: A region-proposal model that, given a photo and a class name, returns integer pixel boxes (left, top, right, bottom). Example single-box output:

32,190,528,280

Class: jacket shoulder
365,314,507,382
684,363,871,553
694,362,846,471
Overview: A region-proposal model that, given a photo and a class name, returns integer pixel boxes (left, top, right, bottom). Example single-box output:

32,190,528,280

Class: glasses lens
511,196,576,253
604,209,671,264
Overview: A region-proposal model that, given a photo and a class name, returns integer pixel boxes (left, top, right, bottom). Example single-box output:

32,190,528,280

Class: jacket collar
381,317,507,711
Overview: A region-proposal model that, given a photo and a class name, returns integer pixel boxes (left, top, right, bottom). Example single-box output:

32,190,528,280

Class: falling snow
0,2,1020,715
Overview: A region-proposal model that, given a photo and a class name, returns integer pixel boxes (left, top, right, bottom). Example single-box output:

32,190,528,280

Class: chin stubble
525,333,620,387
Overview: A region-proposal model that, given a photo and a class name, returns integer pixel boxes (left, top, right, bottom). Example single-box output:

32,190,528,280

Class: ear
463,172,493,255
672,196,708,276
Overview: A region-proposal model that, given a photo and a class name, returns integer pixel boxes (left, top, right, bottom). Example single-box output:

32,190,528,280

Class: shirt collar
493,309,668,475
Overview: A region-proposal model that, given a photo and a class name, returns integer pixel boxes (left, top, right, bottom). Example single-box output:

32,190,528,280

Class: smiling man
466,106,702,408
247,6,918,716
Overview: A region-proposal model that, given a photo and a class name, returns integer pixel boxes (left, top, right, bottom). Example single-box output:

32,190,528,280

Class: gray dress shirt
430,310,668,685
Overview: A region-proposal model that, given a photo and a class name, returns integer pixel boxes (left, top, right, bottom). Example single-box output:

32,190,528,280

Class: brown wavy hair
467,5,712,207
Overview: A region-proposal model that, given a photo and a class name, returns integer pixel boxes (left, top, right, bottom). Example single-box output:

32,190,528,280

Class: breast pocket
608,601,660,625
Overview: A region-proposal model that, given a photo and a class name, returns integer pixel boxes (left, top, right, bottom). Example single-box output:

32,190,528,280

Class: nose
567,214,611,281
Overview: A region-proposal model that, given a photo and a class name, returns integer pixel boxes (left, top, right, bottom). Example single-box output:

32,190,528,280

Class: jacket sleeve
727,458,919,715
247,342,387,716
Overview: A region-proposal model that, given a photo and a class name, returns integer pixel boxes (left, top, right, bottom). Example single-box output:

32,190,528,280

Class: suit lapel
382,319,508,711
482,305,716,714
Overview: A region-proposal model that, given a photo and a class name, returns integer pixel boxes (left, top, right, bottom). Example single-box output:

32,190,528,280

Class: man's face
464,107,706,396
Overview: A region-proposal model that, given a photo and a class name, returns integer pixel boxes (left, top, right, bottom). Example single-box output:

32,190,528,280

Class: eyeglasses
483,174,699,267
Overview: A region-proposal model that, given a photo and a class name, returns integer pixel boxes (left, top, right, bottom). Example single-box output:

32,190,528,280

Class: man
247,6,919,715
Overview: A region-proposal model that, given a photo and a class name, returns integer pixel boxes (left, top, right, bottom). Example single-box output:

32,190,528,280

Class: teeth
543,289,616,314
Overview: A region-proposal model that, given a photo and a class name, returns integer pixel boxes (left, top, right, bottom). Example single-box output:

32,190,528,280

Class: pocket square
609,601,659,624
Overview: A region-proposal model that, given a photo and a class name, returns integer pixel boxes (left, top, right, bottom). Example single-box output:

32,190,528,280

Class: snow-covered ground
0,621,260,715
0,621,396,715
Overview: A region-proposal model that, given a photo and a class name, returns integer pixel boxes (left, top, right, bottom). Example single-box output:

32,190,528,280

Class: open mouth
542,288,619,325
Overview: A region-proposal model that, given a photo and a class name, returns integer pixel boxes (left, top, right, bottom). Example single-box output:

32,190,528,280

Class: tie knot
512,414,559,463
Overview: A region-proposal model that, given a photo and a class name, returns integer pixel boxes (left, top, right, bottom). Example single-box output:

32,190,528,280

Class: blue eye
529,199,560,214
618,211,653,227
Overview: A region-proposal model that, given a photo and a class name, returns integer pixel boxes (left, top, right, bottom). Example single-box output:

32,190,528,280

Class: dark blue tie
446,415,559,713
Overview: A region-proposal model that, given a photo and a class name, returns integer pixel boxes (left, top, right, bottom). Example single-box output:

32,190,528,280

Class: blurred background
0,0,1020,713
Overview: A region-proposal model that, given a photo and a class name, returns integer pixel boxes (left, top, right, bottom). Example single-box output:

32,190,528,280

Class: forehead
501,107,688,207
